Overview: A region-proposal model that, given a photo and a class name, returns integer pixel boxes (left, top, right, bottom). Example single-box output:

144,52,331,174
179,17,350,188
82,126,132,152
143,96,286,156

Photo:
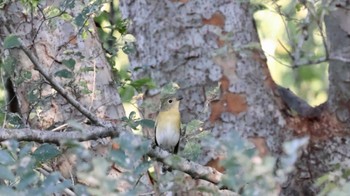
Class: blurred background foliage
253,0,328,107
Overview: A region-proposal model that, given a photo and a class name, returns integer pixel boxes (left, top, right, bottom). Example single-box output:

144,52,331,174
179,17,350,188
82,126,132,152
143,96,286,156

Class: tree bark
0,0,126,185
0,1,125,129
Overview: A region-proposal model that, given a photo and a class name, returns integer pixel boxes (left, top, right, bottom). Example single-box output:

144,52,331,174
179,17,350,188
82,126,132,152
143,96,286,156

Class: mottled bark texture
0,1,125,129
0,1,126,183
120,0,291,161
120,0,350,195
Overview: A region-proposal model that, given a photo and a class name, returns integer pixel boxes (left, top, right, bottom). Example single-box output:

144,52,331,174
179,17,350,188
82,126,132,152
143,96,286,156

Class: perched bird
155,93,183,154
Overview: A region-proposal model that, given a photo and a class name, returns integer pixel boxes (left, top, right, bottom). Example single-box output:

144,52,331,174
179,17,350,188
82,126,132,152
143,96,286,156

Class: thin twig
138,191,155,196
51,123,68,132
19,45,103,126
277,39,293,61
273,1,294,56
88,61,97,111
36,167,76,196
32,5,66,44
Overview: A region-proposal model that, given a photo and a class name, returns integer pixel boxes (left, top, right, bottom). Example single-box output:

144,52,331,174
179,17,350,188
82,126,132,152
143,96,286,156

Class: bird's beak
176,94,183,101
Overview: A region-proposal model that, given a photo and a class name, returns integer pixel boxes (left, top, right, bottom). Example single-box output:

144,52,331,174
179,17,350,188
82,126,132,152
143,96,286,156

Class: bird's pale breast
156,109,180,151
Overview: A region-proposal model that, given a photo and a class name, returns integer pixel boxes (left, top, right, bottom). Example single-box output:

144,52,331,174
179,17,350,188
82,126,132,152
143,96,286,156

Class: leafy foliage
3,35,21,49
93,3,155,103
62,58,76,70
54,69,74,78
122,111,155,130
0,141,71,195
75,0,105,27
32,144,61,163
2,57,16,76
253,0,328,106
316,166,350,196
181,120,210,162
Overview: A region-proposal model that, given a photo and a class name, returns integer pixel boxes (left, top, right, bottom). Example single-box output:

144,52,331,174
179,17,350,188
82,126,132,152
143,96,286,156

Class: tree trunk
120,0,350,195
0,1,125,129
0,0,125,183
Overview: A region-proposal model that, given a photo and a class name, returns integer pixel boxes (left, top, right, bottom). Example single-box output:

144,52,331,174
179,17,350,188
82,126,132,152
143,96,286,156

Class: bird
155,93,183,154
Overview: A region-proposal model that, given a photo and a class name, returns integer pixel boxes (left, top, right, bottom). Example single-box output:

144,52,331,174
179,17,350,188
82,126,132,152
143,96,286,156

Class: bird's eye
168,99,173,103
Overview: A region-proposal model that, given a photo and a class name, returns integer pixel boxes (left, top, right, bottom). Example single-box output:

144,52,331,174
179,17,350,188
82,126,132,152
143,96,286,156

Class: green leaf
121,116,128,122
119,133,149,160
123,34,136,43
22,70,32,80
0,150,15,165
0,187,16,195
4,35,21,49
134,161,151,176
110,150,129,168
75,14,85,27
186,119,203,134
128,111,136,119
7,113,23,128
54,69,74,78
119,85,135,102
81,29,88,40
15,70,33,84
3,57,16,75
80,66,94,72
117,69,131,81
78,81,92,94
133,66,143,71
72,184,89,195
122,43,135,54
130,77,156,91
94,10,109,24
320,182,336,196
295,3,303,12
44,6,60,18
0,165,15,181
181,141,201,161
4,139,19,153
115,18,128,35
61,0,75,9
40,172,71,194
139,119,155,128
243,148,256,158
62,58,76,70
32,144,60,163
19,143,33,158
316,174,329,186
16,171,38,190
61,13,73,21
343,168,350,178
27,89,39,103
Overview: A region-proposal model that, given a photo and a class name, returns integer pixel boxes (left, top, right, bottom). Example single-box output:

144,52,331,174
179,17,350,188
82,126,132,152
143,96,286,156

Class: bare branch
19,45,103,126
276,85,323,118
149,148,223,186
330,46,350,63
0,125,119,144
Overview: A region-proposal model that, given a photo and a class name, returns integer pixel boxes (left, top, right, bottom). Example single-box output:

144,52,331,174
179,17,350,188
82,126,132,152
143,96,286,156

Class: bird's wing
154,117,159,146
174,136,179,154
